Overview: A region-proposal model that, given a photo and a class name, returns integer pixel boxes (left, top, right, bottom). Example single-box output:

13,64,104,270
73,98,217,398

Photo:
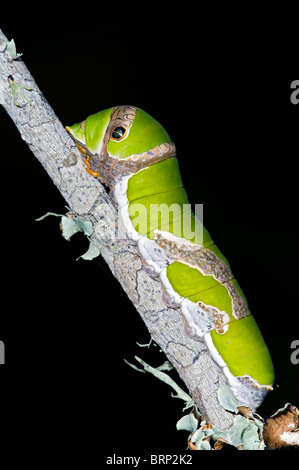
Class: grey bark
0,29,234,431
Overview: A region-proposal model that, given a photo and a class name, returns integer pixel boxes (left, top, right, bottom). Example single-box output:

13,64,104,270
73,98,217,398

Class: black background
0,13,298,459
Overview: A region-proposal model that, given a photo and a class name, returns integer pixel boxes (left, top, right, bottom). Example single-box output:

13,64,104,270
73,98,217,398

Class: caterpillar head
66,105,176,189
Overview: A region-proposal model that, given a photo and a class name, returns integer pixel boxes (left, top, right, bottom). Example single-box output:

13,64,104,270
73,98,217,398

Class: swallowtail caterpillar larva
66,105,274,411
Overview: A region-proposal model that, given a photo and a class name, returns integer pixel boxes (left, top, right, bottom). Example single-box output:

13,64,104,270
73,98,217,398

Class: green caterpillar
66,105,274,411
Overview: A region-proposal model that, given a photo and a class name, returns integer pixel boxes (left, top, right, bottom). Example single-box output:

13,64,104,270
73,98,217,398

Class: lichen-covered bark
0,28,236,432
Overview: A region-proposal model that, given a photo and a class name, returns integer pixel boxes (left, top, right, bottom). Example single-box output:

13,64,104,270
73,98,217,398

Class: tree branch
2,29,297,450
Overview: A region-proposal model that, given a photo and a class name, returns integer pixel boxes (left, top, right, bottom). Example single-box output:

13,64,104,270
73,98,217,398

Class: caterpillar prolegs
66,105,274,411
